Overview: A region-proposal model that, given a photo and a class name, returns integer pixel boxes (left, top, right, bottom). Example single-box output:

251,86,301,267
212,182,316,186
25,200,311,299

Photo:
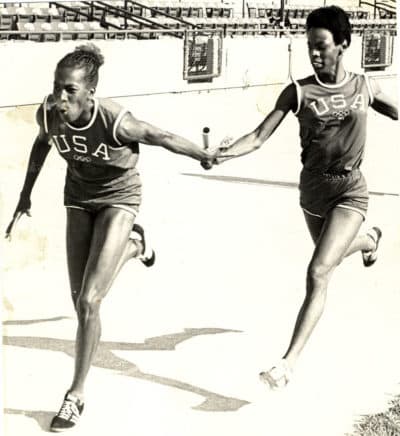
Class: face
53,67,94,124
307,28,346,76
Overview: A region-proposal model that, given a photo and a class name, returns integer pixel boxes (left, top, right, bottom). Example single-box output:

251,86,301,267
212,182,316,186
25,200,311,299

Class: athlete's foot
130,223,156,267
50,392,84,432
362,227,382,267
259,359,292,390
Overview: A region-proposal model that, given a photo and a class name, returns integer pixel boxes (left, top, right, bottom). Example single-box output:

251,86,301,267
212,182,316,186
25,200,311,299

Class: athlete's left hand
200,136,235,170
5,198,32,241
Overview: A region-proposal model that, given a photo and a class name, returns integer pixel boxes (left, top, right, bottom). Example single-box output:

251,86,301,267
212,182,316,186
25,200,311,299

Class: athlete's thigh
303,211,325,245
66,208,94,299
311,207,363,267
82,207,135,300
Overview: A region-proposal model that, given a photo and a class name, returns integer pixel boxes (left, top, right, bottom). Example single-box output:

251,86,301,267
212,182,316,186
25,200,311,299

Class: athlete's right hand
200,136,236,170
5,196,32,241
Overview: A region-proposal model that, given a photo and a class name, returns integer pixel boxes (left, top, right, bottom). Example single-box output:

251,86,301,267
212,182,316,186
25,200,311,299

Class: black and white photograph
1,1,399,435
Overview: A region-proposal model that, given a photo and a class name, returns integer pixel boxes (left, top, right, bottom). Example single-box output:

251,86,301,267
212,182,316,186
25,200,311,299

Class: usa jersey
293,72,374,174
40,96,141,206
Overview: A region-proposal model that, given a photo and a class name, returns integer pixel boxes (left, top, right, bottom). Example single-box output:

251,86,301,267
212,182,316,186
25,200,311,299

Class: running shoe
362,227,382,267
260,359,292,390
50,392,84,432
130,223,156,267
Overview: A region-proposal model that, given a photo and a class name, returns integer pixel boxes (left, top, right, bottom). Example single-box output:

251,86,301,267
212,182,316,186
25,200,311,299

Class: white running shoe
259,359,292,390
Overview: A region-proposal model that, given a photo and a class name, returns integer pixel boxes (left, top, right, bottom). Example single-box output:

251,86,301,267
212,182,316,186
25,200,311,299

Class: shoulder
349,72,376,104
275,81,303,113
97,98,126,119
36,95,56,133
97,99,139,146
361,73,379,92
348,71,363,79
347,71,371,88
296,75,316,87
286,76,316,115
97,98,131,137
279,82,297,102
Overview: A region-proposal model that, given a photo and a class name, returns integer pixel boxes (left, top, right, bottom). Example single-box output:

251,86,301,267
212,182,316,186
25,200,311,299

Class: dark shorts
299,168,369,219
64,168,142,217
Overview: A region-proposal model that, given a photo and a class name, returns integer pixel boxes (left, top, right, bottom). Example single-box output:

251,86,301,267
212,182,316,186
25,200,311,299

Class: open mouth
57,107,69,120
312,61,324,69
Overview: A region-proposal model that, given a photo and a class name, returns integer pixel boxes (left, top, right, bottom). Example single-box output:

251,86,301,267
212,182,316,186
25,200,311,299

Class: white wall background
0,35,397,107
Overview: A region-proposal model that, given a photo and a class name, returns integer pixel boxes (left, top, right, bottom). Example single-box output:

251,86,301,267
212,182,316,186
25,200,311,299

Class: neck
70,99,95,128
317,63,346,84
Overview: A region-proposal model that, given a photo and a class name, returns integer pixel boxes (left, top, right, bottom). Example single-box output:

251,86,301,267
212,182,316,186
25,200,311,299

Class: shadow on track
3,317,249,414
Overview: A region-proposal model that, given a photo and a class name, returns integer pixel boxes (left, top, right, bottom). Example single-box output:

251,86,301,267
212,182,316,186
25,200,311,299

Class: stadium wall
0,35,397,107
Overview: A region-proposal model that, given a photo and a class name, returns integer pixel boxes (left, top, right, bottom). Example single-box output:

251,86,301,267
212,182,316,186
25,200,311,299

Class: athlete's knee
76,290,103,322
306,260,335,294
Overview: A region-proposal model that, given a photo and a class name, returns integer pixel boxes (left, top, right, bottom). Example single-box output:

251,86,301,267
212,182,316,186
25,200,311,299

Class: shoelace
58,399,79,421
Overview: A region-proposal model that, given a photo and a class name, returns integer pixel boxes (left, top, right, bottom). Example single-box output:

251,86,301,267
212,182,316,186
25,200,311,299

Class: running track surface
2,83,400,436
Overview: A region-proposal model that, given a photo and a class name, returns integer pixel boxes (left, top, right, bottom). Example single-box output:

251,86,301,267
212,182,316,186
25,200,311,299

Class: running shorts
299,168,369,219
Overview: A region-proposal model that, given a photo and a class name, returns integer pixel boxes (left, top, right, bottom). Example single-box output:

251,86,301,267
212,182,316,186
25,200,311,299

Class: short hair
57,44,105,87
306,6,351,47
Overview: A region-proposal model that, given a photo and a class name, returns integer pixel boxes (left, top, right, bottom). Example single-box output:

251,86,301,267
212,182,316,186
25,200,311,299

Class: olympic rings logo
73,154,92,163
332,109,350,120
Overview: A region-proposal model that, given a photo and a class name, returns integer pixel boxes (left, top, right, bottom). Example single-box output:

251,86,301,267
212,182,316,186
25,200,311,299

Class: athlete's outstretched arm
215,84,297,164
5,106,51,239
370,78,398,120
116,113,211,161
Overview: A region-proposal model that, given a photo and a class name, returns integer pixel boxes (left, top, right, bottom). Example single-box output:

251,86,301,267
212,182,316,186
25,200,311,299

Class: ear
339,39,349,54
88,87,96,97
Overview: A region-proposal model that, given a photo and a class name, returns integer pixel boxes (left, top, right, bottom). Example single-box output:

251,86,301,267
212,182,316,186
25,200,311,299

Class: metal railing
82,1,172,31
0,26,310,42
0,13,396,41
359,0,397,18
49,1,121,29
124,0,197,28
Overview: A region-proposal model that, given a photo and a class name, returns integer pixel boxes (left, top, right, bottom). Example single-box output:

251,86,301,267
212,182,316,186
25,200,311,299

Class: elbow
386,109,398,121
373,100,399,121
385,104,398,120
253,131,266,150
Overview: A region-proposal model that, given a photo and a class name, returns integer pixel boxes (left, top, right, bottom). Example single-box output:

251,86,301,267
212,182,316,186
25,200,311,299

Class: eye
313,44,326,52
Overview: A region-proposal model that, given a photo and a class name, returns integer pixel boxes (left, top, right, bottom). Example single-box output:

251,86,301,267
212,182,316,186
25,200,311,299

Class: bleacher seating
0,0,396,41
0,6,13,30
